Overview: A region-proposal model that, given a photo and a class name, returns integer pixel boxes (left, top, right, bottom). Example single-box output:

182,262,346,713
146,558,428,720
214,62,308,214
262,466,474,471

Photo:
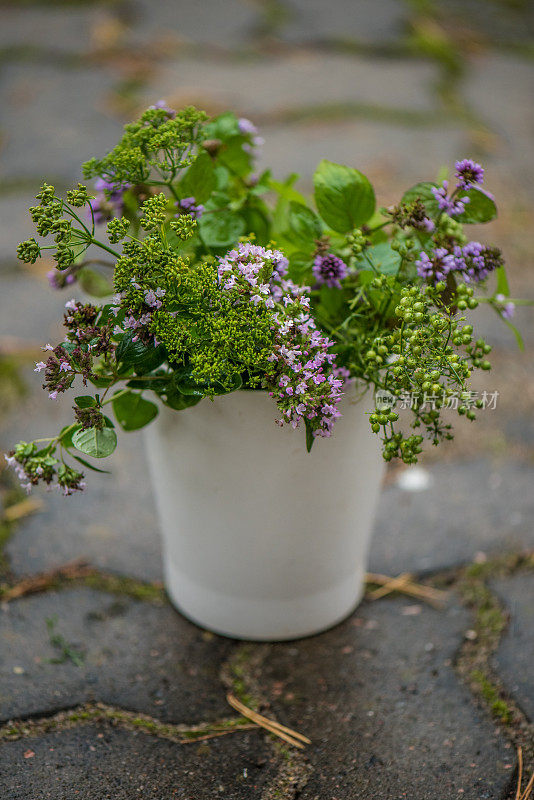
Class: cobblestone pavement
0,1,533,797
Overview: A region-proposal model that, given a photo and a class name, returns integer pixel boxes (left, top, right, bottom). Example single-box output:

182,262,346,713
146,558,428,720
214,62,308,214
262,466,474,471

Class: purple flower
461,242,502,282
88,177,130,225
495,293,515,320
218,242,343,439
416,248,456,283
238,118,258,136
455,158,484,190
431,181,469,217
148,99,176,118
312,254,348,289
176,197,204,220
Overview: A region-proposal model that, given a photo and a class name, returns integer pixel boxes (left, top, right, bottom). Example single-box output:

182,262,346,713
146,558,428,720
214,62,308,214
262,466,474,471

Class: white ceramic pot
145,388,385,641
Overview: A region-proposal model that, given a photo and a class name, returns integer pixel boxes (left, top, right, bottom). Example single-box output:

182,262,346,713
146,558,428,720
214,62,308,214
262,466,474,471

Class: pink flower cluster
218,243,344,439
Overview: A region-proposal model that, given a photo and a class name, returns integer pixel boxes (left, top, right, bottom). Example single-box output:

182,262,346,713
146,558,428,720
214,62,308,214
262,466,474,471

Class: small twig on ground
516,747,534,800
227,693,310,749
1,559,94,601
2,497,43,523
365,572,447,607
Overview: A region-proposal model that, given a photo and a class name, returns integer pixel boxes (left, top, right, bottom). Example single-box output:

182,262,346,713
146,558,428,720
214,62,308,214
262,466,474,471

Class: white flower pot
145,388,385,641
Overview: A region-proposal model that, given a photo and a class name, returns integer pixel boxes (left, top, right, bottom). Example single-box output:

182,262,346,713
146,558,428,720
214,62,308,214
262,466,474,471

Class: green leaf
269,175,307,206
199,208,245,247
112,390,159,431
287,250,313,282
218,136,252,176
455,187,497,224
495,265,510,297
179,152,216,204
305,419,315,453
116,332,167,373
313,160,375,233
319,285,346,317
363,243,402,275
70,453,111,474
173,369,207,397
205,111,240,141
241,203,271,245
501,317,524,351
158,382,202,410
59,424,81,449
74,395,96,408
77,267,114,298
287,202,322,247
72,426,117,458
401,182,440,217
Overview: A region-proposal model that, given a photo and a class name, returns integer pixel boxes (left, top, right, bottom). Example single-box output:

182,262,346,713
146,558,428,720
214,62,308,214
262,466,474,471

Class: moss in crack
261,742,312,800
221,643,270,710
0,702,254,744
81,572,167,604
454,550,534,768
470,670,513,724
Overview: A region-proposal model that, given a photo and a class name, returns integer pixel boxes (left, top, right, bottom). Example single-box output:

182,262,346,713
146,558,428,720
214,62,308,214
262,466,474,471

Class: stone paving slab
463,55,534,198
126,0,260,48
141,53,439,116
371,459,534,575
492,573,534,722
0,6,99,55
0,588,233,724
0,63,122,183
267,0,408,45
435,0,534,45
260,595,513,799
0,194,42,269
0,724,276,800
257,118,469,191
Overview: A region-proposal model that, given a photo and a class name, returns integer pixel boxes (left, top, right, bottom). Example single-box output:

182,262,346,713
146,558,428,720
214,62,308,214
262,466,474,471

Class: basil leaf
199,208,245,247
179,152,216,204
363,243,402,275
314,160,375,233
287,202,322,247
455,187,497,224
112,390,159,431
116,332,167,373
72,426,117,458
74,395,96,409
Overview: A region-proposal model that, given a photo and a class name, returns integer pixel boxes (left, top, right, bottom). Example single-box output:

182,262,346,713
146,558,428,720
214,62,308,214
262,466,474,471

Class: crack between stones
0,701,256,746
449,552,534,798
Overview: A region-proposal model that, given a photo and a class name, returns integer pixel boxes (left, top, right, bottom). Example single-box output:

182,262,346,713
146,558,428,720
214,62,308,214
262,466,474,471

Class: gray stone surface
142,53,439,116
493,573,534,722
0,194,40,268
0,588,233,724
371,459,534,575
0,724,276,800
436,0,534,45
272,0,408,45
0,7,99,55
0,63,122,183
257,119,469,192
463,56,534,198
126,0,260,47
261,596,513,799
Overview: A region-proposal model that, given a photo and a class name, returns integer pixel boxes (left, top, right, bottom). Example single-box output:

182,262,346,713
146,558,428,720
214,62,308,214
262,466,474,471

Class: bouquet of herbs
8,102,521,494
